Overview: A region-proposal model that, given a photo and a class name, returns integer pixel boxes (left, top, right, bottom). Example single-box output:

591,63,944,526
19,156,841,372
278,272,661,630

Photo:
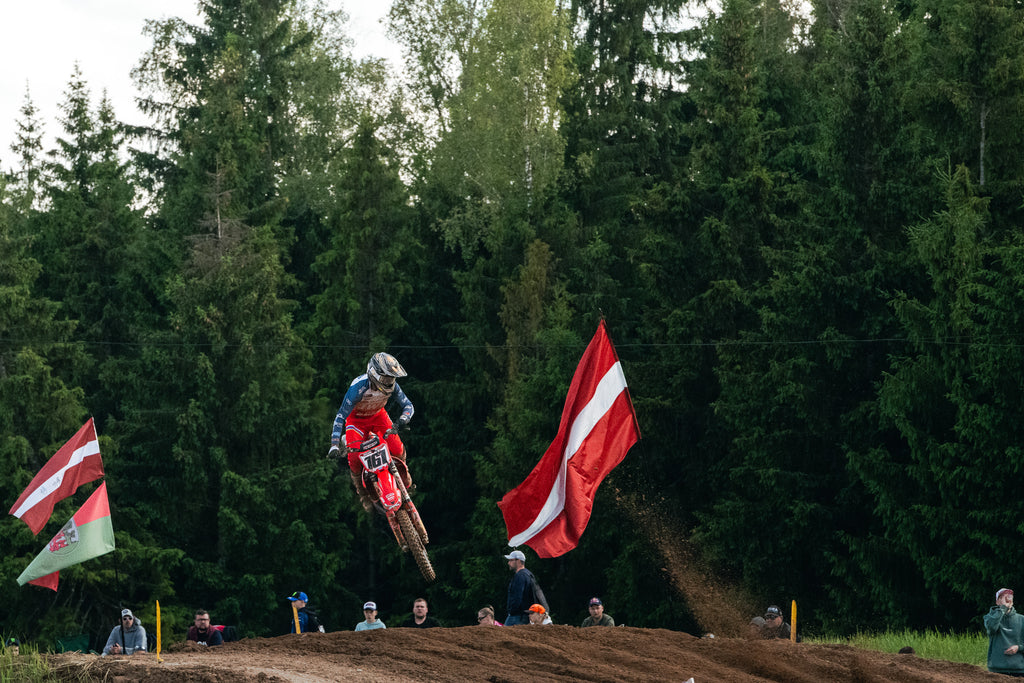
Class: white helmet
367,352,406,393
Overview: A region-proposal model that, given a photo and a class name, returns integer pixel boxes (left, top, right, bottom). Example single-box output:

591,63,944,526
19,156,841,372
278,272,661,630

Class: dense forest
2,0,1024,648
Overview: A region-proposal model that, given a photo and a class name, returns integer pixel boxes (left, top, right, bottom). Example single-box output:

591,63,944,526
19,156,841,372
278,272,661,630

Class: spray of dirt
614,489,753,638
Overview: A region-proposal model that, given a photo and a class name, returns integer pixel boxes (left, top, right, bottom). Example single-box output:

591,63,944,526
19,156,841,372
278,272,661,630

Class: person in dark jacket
286,591,324,633
986,587,1024,676
186,609,223,646
399,598,441,628
504,549,546,625
760,605,799,641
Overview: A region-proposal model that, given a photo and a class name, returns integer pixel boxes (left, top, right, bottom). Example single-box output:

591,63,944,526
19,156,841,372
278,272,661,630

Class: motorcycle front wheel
396,509,436,583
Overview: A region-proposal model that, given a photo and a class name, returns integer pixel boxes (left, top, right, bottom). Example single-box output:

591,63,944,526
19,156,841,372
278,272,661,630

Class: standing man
581,597,615,627
504,549,546,626
986,587,1024,676
286,591,324,633
186,609,223,646
355,601,387,631
400,598,441,628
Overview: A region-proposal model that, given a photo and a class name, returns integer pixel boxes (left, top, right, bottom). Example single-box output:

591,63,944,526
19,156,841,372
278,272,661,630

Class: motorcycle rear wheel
396,509,435,583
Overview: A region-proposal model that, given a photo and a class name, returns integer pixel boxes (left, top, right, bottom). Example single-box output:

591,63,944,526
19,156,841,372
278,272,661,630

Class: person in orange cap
527,603,552,625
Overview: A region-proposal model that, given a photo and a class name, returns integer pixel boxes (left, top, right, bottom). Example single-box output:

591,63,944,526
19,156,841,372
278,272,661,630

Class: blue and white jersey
330,374,414,447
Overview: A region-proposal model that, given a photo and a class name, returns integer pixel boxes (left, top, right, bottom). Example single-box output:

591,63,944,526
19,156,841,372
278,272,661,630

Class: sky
0,0,396,164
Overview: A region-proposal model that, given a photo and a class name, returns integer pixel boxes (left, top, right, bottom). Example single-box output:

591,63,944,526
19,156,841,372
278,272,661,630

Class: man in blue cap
286,591,323,634
581,597,615,627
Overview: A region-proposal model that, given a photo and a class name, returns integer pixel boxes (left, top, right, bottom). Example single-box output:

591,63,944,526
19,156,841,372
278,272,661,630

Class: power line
1,335,1021,351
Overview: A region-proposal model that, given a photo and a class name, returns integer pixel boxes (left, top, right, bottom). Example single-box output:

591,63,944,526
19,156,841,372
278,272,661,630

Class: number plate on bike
359,442,391,472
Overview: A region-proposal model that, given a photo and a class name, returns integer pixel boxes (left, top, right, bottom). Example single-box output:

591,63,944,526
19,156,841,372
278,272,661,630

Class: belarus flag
17,481,116,591
9,418,104,535
498,320,640,558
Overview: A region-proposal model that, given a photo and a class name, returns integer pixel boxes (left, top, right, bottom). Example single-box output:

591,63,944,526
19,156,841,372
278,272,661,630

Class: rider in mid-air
328,352,414,512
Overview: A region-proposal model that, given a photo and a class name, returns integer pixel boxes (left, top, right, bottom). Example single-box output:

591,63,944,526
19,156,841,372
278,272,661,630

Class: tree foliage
5,0,1024,647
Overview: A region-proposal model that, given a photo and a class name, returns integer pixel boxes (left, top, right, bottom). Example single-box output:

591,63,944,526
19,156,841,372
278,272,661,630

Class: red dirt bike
346,428,435,583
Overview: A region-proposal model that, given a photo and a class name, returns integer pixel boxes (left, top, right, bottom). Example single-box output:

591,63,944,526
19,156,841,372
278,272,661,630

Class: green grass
809,629,989,668
0,644,62,683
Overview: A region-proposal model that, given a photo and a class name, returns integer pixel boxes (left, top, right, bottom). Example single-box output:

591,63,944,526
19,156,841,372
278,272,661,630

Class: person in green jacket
985,587,1024,676
581,597,615,627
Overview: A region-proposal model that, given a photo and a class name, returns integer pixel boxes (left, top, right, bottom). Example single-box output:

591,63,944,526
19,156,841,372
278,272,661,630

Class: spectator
286,591,324,634
748,616,766,638
504,549,547,626
102,609,148,655
4,637,19,656
986,587,1024,676
355,601,386,631
760,605,799,641
400,598,441,628
527,604,553,625
581,597,615,627
476,606,502,626
186,609,223,646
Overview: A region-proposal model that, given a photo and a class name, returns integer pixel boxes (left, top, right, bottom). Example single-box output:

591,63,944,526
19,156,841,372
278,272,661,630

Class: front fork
379,463,430,549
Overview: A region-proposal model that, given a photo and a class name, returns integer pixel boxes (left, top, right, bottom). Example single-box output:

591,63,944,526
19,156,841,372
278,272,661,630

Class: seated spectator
748,616,766,638
286,591,324,633
4,637,19,656
476,606,502,626
186,609,223,646
103,609,148,655
760,605,799,641
399,598,441,628
356,601,386,631
581,597,614,627
527,604,552,625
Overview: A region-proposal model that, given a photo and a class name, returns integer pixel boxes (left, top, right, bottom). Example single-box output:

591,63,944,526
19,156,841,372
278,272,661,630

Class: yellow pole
156,600,163,662
790,600,797,643
292,603,301,634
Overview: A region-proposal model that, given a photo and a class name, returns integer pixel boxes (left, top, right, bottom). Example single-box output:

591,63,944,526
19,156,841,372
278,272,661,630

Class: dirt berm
45,624,1003,682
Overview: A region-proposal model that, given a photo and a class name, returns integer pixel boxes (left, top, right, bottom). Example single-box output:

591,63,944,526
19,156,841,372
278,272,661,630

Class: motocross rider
328,352,414,512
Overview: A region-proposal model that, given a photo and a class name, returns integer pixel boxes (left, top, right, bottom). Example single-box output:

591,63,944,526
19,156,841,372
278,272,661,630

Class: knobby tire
396,509,435,583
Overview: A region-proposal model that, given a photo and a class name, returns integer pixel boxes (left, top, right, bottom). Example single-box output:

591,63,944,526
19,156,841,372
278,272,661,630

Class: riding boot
349,471,375,512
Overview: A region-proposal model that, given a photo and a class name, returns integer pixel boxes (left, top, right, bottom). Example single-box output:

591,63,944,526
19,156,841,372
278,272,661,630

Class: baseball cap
288,591,308,602
528,603,546,614
504,550,526,561
588,597,602,606
764,605,782,618
121,609,133,619
997,588,1014,602
5,637,19,647
363,601,377,611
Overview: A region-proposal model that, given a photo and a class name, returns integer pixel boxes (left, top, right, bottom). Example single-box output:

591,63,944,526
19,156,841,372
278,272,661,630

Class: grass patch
808,629,988,667
0,644,62,683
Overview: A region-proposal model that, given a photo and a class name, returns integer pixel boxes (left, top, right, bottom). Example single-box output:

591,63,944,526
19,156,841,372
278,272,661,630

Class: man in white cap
355,601,386,631
986,587,1024,675
102,608,148,655
504,549,547,626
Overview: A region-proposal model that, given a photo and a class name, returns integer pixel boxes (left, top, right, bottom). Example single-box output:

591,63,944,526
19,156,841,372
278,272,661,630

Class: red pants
344,410,405,475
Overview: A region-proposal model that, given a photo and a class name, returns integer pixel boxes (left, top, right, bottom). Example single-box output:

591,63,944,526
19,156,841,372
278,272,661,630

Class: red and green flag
17,481,115,591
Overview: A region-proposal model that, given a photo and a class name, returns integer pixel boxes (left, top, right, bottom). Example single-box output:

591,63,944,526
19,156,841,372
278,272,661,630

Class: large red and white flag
9,419,104,535
498,320,640,558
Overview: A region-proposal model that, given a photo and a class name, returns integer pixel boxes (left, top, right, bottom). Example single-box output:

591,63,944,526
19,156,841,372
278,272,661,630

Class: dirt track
47,624,1004,682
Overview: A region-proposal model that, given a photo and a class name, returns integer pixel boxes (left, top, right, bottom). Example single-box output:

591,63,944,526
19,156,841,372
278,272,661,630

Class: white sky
0,0,395,166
